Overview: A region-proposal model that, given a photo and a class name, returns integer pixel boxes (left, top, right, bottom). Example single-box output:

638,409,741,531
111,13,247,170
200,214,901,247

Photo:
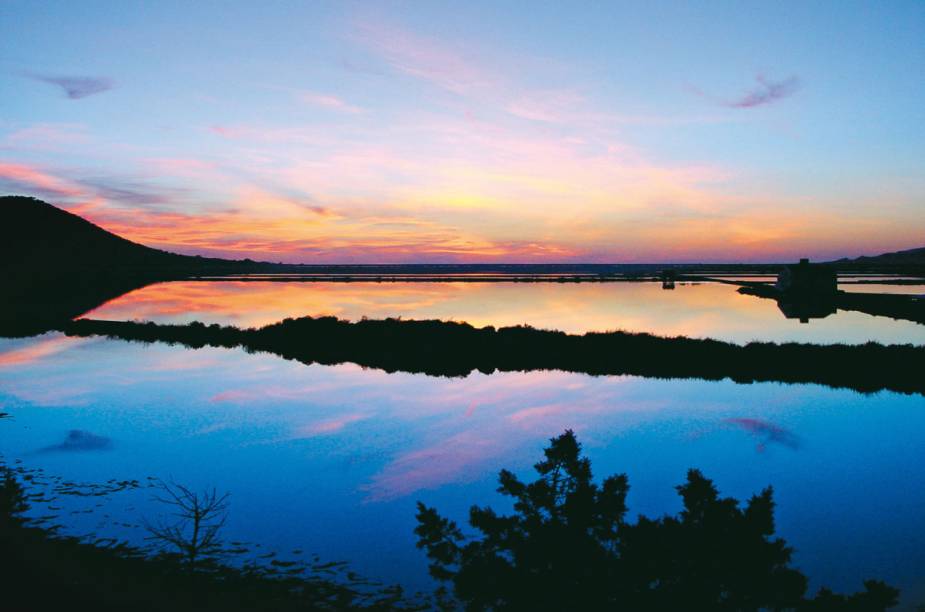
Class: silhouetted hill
0,195,238,272
0,195,277,336
833,246,925,266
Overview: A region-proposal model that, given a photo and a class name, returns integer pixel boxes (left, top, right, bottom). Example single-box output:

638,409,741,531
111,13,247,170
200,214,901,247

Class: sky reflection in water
0,332,923,602
83,280,925,345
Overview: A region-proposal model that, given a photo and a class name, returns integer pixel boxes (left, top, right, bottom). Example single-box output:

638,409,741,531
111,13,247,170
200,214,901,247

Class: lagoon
83,279,925,345
1,280,924,604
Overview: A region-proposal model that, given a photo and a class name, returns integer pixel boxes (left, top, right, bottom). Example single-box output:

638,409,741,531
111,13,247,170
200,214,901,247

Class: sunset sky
1,1,923,263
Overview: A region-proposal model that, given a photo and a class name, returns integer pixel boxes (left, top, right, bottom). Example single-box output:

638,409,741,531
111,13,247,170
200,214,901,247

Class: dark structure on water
774,259,838,323
660,269,677,290
775,258,837,295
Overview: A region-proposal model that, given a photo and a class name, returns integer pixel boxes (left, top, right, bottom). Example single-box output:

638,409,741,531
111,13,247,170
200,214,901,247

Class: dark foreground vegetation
416,430,899,611
0,463,424,611
1,432,902,611
63,315,925,395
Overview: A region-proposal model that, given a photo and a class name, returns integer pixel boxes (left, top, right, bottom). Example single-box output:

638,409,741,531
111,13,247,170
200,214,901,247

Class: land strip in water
737,285,925,325
62,316,925,396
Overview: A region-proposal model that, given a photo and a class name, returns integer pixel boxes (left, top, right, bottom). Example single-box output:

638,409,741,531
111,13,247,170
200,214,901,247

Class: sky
1,1,923,263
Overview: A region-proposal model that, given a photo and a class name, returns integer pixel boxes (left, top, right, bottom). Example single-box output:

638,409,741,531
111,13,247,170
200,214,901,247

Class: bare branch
144,479,231,569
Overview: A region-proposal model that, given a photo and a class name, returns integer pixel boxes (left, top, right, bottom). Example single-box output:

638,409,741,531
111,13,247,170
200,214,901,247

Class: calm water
2,281,924,604
840,283,925,296
83,280,925,345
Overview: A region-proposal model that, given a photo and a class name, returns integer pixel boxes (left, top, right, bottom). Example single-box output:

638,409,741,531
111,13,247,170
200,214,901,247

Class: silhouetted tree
415,430,898,611
617,469,805,610
0,466,28,532
802,582,902,612
145,479,230,570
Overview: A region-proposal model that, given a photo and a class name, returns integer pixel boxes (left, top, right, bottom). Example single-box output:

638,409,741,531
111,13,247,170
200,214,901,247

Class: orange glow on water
80,280,925,346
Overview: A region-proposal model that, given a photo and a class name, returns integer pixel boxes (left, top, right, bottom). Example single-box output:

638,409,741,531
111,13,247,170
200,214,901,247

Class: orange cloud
0,161,84,198
3,117,919,263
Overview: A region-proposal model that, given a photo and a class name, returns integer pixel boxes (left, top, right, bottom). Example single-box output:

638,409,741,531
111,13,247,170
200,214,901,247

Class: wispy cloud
505,90,588,123
349,18,647,129
79,176,186,208
295,413,369,437
725,75,800,108
1,123,91,151
352,18,494,95
0,161,85,199
3,104,903,263
688,75,801,109
300,92,363,114
0,335,83,368
0,161,185,211
362,430,498,501
25,73,113,99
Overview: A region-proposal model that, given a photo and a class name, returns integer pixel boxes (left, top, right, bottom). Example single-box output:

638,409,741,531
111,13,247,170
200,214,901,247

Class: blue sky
1,1,923,262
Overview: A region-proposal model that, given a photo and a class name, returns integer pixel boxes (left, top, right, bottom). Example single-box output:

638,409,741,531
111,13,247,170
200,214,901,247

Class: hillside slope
0,195,226,271
0,195,263,336
835,246,925,266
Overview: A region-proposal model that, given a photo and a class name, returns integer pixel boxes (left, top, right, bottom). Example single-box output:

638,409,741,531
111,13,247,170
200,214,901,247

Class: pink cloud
352,18,496,95
210,386,317,403
144,157,219,179
2,91,915,264
2,123,91,151
0,336,85,368
508,403,570,424
145,351,221,372
295,413,369,437
299,92,363,114
362,430,499,501
505,90,589,123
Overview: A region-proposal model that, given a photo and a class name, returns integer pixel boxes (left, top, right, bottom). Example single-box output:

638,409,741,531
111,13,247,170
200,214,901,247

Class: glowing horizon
1,2,923,263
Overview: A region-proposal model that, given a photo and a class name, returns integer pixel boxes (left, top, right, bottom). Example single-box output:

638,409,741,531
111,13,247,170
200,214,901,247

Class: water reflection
83,280,925,345
840,283,925,296
1,333,923,600
38,429,113,453
724,418,801,452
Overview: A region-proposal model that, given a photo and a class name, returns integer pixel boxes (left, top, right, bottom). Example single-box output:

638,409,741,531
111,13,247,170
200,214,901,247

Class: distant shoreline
182,273,925,282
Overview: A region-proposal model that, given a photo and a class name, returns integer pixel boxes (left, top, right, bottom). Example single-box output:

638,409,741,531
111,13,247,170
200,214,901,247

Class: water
83,279,925,345
2,280,924,604
840,283,925,296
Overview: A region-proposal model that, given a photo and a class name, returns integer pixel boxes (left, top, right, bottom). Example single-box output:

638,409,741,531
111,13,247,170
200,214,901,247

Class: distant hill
0,195,274,336
834,246,925,266
0,195,241,272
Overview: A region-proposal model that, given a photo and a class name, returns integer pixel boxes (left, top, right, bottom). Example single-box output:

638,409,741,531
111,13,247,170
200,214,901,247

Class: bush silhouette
415,430,899,611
